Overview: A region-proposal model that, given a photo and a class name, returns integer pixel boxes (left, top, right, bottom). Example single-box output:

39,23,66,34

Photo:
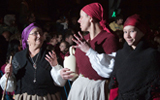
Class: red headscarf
82,2,110,33
123,14,151,36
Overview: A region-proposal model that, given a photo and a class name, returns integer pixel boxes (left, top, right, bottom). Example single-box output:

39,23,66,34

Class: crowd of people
0,2,160,100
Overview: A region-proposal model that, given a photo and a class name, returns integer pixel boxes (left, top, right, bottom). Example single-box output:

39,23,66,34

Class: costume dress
67,30,118,100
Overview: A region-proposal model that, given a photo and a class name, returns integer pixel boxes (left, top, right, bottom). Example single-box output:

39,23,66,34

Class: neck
89,23,102,40
29,47,41,57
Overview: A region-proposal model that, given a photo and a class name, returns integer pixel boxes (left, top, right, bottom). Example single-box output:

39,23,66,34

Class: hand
4,63,12,78
45,50,58,67
60,68,74,80
72,32,90,53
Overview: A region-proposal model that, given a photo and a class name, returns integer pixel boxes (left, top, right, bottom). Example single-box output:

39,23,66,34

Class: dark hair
115,14,123,23
46,31,58,43
64,30,73,39
6,39,20,63
60,41,70,50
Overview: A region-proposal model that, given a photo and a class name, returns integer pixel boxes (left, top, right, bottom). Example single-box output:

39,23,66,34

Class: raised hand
72,32,90,53
45,50,58,67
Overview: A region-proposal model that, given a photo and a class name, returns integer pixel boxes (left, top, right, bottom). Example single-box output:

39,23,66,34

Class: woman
60,2,119,100
0,23,66,100
109,14,160,100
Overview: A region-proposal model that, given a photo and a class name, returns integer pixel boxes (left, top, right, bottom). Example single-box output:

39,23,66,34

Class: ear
89,17,93,22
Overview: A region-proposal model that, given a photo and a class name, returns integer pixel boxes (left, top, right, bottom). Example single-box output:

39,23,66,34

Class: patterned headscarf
82,2,110,33
22,22,39,50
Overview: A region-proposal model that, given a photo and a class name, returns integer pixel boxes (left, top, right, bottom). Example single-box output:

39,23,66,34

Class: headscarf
123,14,151,36
82,2,110,33
22,22,39,50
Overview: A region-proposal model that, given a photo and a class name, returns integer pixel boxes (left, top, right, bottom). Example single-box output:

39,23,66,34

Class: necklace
30,52,40,83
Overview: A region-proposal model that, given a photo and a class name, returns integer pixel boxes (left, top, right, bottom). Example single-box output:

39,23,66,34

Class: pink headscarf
82,2,110,33
22,22,39,50
124,14,152,34
123,14,152,39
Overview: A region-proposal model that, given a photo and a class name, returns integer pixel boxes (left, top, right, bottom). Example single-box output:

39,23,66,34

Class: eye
123,31,127,33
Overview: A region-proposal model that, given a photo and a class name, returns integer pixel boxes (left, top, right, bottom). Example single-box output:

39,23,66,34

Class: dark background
0,0,160,30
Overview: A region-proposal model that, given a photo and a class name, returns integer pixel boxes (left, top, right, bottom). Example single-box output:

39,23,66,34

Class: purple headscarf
22,22,39,50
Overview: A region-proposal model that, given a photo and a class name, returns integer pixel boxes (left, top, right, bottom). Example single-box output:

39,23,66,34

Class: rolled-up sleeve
50,64,66,87
86,48,116,78
0,74,16,92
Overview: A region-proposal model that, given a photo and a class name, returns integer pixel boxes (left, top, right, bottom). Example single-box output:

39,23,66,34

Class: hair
45,31,58,43
60,41,70,49
6,39,20,63
115,14,123,23
64,30,73,39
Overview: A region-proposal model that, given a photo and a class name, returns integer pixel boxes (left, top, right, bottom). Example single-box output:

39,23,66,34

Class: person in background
0,22,66,100
109,14,160,100
109,14,123,32
64,31,74,46
60,2,119,100
1,39,21,100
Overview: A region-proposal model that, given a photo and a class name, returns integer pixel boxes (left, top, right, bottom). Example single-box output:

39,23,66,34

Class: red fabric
75,30,118,80
123,14,149,35
109,88,118,100
82,2,111,33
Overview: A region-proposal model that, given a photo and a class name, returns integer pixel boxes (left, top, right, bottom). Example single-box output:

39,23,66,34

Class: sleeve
0,74,16,92
50,64,67,87
86,48,116,78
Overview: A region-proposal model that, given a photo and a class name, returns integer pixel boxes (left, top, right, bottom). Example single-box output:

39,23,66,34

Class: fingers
78,31,84,40
5,64,12,77
60,68,75,80
74,34,83,44
45,51,57,62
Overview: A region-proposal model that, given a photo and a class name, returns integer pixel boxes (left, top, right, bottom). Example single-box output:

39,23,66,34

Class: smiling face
77,10,91,31
27,27,44,48
123,25,144,49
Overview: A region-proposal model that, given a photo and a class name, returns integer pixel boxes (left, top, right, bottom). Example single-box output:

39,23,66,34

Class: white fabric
50,64,66,86
67,75,108,100
86,48,116,78
0,64,66,92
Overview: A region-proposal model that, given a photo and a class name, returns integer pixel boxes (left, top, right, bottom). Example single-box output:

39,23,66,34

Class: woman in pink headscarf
109,14,160,100
60,2,119,100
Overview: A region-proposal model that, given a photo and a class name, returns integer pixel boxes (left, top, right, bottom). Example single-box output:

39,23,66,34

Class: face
50,36,57,46
123,25,144,49
78,10,91,31
117,19,123,25
27,27,44,48
59,42,67,52
43,32,48,41
57,35,62,42
66,35,73,45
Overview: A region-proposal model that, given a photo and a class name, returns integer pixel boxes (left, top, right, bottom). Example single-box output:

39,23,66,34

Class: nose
77,18,80,23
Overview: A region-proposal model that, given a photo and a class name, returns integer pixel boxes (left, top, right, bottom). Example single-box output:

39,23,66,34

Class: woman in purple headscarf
0,23,66,100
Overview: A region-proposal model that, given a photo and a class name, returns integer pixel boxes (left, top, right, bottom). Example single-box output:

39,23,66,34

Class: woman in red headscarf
109,14,160,100
60,2,119,100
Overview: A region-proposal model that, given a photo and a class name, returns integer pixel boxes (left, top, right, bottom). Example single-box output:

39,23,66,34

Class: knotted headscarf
22,22,39,50
82,2,110,33
123,14,152,36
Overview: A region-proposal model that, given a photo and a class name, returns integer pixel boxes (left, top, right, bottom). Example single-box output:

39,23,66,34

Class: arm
50,64,67,87
86,48,116,78
45,50,67,86
0,64,16,92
